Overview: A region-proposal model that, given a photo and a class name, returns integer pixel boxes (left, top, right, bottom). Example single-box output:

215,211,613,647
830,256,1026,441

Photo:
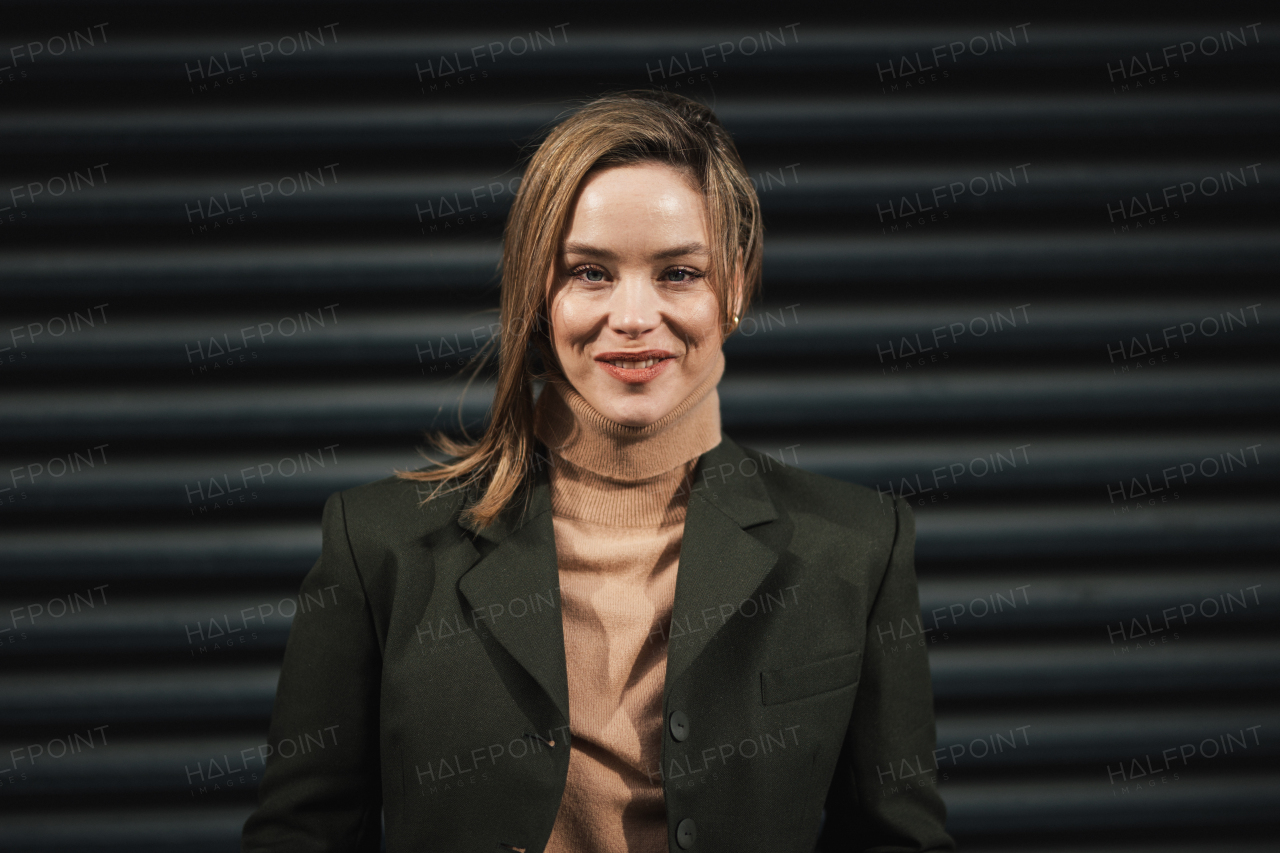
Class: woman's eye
575,267,606,282
664,268,701,282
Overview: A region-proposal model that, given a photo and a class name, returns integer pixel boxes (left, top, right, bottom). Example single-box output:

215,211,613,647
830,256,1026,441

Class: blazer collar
449,435,781,722
454,433,778,537
685,433,779,528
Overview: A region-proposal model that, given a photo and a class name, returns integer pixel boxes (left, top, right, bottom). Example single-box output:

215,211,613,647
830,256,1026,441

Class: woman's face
547,162,730,428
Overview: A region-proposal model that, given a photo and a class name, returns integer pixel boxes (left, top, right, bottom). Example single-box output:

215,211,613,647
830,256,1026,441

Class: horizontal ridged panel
3,4,1276,850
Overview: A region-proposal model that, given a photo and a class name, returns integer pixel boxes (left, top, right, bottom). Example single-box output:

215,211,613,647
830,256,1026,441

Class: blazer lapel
455,471,570,724
448,436,778,722
665,436,780,689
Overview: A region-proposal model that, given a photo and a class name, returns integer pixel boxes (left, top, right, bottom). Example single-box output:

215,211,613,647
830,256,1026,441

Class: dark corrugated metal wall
2,3,1277,850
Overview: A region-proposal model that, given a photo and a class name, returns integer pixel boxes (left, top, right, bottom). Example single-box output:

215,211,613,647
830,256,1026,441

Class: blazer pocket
760,650,861,706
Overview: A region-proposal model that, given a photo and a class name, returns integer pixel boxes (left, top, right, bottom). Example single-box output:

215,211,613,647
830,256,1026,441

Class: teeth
609,358,660,369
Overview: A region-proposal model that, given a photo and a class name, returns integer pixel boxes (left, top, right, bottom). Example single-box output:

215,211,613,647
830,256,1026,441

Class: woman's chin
597,394,674,429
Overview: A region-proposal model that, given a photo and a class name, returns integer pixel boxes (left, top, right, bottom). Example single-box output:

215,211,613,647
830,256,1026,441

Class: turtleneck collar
533,349,725,483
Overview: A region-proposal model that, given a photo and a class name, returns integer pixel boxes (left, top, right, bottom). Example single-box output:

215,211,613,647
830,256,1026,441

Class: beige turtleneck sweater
535,352,725,853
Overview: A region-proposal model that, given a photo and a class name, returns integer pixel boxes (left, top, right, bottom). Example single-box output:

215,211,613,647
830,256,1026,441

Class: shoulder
734,441,906,543
328,472,468,545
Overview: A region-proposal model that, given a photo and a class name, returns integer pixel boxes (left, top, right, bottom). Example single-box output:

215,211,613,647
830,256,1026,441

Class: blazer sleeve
821,496,955,852
241,491,384,853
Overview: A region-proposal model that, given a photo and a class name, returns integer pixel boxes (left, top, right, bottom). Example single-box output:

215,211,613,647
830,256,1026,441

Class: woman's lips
595,353,675,384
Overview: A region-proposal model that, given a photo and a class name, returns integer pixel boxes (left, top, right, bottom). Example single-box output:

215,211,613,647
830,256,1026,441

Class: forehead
563,163,708,248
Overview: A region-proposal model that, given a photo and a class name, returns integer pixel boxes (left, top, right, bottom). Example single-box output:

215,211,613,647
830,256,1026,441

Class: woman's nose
609,277,659,338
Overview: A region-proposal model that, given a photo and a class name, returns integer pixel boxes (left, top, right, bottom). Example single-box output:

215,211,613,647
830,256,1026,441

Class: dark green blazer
241,435,953,852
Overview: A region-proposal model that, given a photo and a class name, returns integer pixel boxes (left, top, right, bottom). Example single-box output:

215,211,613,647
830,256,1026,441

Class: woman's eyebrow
562,242,708,260
653,242,708,260
563,242,617,260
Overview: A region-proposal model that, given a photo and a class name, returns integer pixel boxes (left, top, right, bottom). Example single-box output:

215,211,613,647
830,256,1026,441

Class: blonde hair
397,90,763,527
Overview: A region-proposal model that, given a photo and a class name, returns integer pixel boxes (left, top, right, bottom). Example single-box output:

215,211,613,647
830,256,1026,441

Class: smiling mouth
607,357,665,369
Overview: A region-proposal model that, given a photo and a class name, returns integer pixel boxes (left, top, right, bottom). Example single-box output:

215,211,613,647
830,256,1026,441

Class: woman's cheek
679,294,724,349
550,297,601,376
547,295,591,345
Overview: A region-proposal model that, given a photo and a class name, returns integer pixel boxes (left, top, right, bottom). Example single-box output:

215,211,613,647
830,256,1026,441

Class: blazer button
668,710,689,742
676,818,697,849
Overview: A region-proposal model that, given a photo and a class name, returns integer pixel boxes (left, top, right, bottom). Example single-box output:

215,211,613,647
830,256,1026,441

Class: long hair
397,90,763,528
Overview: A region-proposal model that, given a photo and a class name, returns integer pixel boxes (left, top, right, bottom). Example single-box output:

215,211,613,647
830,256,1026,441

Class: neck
533,350,724,482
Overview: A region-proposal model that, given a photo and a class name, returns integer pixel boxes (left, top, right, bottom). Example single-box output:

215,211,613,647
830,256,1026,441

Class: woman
242,90,953,853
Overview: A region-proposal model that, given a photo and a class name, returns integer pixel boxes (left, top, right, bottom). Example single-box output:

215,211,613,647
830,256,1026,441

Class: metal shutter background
1,2,1277,851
